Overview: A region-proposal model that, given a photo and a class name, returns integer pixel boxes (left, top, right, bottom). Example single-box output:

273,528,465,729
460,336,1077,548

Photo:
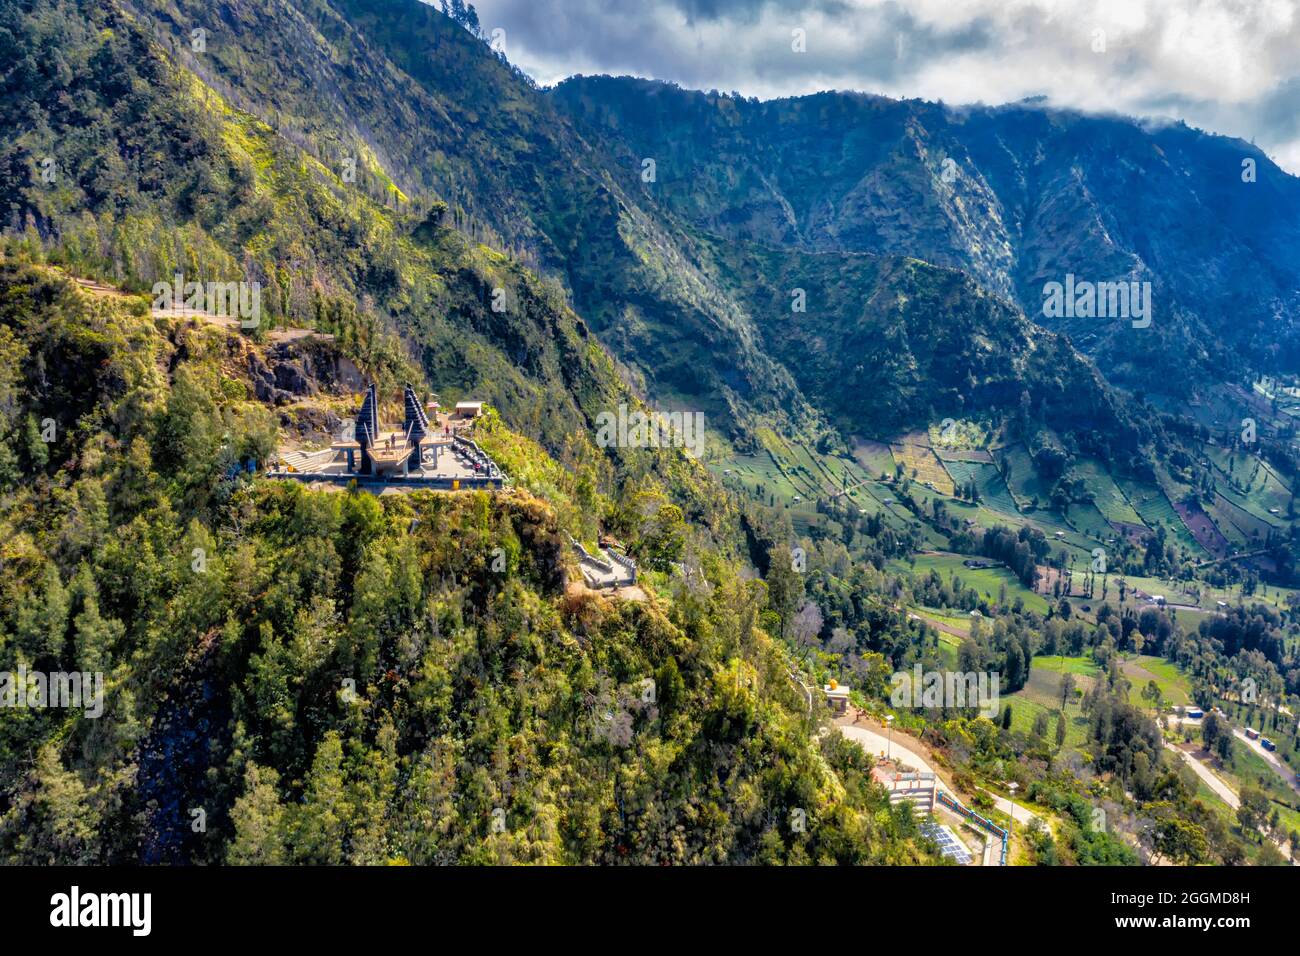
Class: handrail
936,789,1009,865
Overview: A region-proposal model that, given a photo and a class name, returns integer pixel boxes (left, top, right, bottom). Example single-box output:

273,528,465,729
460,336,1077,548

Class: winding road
837,719,1039,826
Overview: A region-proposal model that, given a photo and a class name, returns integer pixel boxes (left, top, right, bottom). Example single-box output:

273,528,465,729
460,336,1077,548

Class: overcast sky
460,0,1300,173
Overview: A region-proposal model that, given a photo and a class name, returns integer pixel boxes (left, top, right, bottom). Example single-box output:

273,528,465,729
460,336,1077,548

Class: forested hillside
1,0,1298,870
701,238,1151,467
0,260,937,864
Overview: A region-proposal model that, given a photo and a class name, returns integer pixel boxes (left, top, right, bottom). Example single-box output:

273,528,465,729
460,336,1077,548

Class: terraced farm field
1072,460,1145,526
1208,492,1276,546
891,432,956,495
716,451,804,502
998,443,1055,511
758,431,830,499
1215,483,1288,535
716,433,948,546
1116,477,1205,557
942,460,1020,515
1208,448,1292,515
1064,500,1114,540
1172,497,1231,558
933,446,994,463
851,438,896,478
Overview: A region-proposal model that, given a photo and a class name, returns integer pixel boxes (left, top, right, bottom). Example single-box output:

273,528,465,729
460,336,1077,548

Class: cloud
465,0,1300,172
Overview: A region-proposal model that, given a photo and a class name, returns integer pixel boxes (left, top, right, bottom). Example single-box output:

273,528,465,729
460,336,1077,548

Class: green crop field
1032,655,1103,678
1116,477,1206,557
892,432,956,495
1206,492,1274,548
1002,695,1091,749
715,431,954,552
943,460,1020,515
715,451,802,501
1064,500,1114,540
1207,447,1293,518
895,551,1050,614
913,607,973,637
851,437,896,477
1003,657,1101,749
1215,741,1300,838
1122,655,1192,707
999,443,1055,510
1072,459,1146,527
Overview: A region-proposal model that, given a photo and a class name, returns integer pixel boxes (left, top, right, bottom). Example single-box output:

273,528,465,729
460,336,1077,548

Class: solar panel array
920,820,973,865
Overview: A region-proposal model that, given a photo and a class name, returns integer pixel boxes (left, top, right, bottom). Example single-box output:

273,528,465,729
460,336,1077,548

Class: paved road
1231,729,1300,799
1165,743,1239,808
1166,742,1295,862
838,721,1039,825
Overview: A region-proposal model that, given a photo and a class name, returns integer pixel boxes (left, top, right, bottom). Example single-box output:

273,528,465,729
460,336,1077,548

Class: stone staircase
276,448,335,473
572,538,637,589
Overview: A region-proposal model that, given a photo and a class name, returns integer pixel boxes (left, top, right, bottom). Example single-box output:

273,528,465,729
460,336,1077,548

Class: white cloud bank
464,0,1300,172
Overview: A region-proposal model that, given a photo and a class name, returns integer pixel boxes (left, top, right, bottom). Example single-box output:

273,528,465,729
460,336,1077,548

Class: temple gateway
271,383,504,491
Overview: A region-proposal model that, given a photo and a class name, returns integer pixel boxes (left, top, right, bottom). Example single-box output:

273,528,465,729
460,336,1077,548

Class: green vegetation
2,0,1299,871
0,261,933,864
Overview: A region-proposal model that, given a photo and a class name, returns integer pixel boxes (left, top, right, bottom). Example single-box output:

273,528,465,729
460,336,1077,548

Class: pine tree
228,763,289,865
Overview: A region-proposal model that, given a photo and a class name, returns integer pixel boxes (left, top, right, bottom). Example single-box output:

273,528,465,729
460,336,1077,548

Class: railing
606,548,637,582
937,789,1009,865
571,539,615,575
452,434,503,478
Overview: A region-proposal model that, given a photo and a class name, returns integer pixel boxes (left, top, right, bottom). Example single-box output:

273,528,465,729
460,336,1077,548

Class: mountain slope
702,239,1150,466
119,0,819,440
0,258,936,865
552,75,1300,391
2,0,1174,460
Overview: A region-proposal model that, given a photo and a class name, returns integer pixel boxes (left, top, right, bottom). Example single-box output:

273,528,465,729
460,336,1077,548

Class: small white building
454,401,484,419
823,681,851,715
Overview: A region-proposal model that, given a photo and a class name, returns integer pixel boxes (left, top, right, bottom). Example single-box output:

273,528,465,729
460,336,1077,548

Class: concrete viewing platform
270,434,504,490
571,536,638,589
269,383,504,492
